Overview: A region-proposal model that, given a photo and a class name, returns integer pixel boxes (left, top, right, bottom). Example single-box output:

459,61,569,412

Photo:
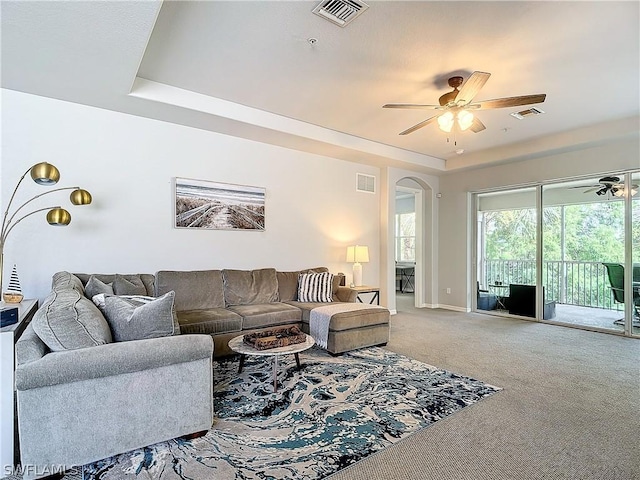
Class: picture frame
175,177,265,231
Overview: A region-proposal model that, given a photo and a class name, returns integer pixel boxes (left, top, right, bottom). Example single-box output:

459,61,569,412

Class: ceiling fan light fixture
613,185,639,197
595,187,608,196
438,111,454,133
457,110,474,131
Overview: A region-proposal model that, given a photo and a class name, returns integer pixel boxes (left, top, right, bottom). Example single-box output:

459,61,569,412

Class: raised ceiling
2,1,639,174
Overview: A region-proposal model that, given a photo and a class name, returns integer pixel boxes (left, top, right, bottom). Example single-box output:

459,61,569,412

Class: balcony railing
482,260,621,311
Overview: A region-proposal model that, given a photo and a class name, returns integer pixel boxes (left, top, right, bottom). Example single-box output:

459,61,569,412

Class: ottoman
292,302,390,355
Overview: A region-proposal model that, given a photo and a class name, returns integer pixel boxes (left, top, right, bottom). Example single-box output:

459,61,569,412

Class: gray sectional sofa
15,272,214,479
15,267,389,477
155,267,388,357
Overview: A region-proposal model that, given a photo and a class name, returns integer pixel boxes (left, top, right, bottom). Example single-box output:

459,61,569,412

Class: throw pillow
31,288,113,351
84,275,114,299
297,272,334,303
102,291,180,342
113,274,147,296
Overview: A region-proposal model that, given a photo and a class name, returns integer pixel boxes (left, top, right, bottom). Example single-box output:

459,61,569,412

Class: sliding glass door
476,188,537,316
475,170,639,338
542,178,625,331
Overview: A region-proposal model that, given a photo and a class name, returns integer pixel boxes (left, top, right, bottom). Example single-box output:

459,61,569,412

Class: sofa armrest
336,286,358,303
16,334,213,391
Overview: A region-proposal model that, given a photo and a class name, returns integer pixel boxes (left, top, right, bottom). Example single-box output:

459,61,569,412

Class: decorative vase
3,265,23,303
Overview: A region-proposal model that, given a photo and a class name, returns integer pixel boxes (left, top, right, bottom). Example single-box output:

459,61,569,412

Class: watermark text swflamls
3,464,80,477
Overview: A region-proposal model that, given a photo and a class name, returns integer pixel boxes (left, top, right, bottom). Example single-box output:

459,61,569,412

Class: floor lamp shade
346,245,369,286
1,162,92,295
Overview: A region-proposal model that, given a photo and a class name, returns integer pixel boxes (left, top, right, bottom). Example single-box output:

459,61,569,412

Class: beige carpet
329,294,640,480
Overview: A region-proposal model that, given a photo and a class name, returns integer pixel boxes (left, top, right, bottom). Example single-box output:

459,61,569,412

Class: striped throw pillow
297,272,334,303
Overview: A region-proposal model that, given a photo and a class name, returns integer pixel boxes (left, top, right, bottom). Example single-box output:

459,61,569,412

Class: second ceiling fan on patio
383,71,547,135
572,176,624,196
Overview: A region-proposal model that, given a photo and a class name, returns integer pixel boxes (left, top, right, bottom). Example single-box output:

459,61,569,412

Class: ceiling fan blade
469,117,486,133
399,115,439,135
383,103,441,110
474,94,546,109
583,187,600,193
455,71,491,106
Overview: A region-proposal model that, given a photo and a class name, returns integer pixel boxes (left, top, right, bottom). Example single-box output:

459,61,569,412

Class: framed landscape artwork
175,177,265,231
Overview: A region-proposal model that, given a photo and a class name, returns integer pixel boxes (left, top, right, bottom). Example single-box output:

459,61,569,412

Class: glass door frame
472,170,639,338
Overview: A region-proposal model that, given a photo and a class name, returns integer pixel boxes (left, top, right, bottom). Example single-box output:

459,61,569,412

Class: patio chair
602,262,640,324
477,282,498,311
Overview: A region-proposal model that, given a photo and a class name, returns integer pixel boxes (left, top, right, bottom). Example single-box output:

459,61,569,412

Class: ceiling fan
383,71,546,136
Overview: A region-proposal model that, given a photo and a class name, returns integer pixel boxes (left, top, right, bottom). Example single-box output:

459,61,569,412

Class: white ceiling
2,1,639,174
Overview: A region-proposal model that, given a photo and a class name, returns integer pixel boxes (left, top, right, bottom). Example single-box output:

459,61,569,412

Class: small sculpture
3,264,24,303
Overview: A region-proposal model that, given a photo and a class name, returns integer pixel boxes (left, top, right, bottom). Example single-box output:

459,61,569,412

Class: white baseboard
437,304,471,313
389,309,397,315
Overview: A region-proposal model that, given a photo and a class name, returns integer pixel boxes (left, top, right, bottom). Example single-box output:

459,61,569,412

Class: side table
351,285,380,305
1,299,38,473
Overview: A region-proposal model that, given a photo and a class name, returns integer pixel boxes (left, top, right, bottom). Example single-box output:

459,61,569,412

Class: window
395,212,415,262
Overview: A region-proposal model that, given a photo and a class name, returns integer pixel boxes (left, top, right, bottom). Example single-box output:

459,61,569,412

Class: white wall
1,90,380,301
438,137,640,310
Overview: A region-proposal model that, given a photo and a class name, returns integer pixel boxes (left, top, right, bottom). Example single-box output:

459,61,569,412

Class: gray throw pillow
113,274,147,295
103,291,180,342
84,275,114,299
32,288,113,351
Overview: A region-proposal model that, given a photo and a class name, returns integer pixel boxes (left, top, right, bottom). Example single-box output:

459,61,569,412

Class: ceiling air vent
356,173,375,194
312,0,369,27
510,107,545,120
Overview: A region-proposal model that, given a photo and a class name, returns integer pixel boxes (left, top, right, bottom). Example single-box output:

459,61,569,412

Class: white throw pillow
297,272,334,303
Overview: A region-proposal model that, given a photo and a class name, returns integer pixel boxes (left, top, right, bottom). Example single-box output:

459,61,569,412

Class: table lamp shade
346,245,369,264
346,245,369,286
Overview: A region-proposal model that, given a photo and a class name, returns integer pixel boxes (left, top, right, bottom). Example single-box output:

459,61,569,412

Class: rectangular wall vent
510,107,545,120
356,173,375,194
312,0,369,27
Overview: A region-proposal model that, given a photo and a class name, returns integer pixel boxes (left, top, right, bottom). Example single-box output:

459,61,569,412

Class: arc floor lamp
1,162,92,300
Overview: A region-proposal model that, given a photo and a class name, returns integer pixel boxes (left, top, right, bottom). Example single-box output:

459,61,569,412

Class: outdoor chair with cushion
602,262,640,325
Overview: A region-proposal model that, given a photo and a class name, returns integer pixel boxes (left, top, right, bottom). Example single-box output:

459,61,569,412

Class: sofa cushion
177,308,243,335
276,271,300,302
156,269,226,310
51,271,84,293
113,274,147,296
31,288,112,351
228,302,301,330
223,268,279,306
103,291,179,342
84,275,114,299
284,300,334,321
298,272,334,303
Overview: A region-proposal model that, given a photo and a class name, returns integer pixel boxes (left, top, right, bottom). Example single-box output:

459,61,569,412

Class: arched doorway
393,177,434,312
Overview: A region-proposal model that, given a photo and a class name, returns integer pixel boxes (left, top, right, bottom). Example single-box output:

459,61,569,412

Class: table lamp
346,245,369,287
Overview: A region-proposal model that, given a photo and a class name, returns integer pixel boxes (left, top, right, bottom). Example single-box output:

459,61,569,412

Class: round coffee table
228,334,315,392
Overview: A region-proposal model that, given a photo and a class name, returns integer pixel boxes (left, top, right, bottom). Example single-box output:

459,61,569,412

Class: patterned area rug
83,347,501,479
